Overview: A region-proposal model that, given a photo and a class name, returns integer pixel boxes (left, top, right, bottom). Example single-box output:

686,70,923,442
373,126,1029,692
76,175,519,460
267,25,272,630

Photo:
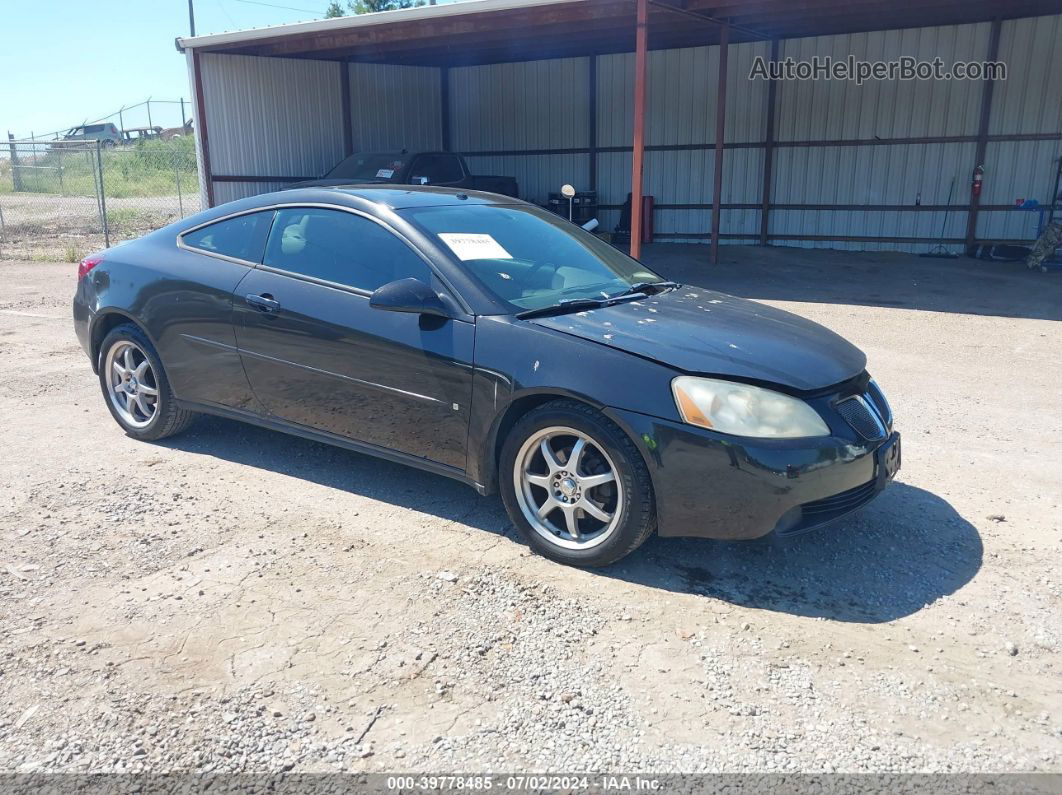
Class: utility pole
188,0,196,36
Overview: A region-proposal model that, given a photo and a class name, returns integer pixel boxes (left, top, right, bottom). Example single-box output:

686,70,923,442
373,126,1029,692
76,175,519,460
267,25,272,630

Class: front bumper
607,407,900,540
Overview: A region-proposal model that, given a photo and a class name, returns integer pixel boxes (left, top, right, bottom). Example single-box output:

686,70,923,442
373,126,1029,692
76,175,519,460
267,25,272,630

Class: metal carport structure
176,0,1062,260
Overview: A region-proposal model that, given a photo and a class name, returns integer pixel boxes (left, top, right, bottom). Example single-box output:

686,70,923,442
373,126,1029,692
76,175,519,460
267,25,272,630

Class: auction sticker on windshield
438,233,513,261
376,169,395,178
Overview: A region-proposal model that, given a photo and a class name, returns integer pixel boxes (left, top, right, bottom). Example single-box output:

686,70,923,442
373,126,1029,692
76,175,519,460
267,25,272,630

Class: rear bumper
606,407,899,540
72,291,94,366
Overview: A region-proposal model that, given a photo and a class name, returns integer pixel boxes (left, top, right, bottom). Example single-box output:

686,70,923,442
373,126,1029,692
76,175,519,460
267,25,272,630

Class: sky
0,0,459,140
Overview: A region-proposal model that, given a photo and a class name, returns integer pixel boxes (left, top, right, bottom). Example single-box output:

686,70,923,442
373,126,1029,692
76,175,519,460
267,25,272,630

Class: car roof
331,185,528,209
173,185,534,234
260,185,530,211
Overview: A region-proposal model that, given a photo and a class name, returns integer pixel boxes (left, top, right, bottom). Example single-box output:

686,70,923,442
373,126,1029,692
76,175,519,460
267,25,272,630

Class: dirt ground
0,247,1060,774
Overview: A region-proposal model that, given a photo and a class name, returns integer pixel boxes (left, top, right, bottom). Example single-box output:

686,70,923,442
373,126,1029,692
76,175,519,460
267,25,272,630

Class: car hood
529,287,866,391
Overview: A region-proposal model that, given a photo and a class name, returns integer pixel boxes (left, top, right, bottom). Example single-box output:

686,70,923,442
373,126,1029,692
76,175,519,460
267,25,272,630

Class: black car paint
74,186,895,541
233,266,475,469
528,288,867,391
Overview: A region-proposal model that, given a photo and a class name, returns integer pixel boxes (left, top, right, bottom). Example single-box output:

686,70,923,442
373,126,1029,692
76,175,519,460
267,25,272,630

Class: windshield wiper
514,284,662,318
609,280,680,299
516,298,608,320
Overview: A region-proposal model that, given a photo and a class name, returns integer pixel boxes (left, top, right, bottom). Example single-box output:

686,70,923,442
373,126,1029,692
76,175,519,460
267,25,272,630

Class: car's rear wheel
98,324,196,441
500,400,656,567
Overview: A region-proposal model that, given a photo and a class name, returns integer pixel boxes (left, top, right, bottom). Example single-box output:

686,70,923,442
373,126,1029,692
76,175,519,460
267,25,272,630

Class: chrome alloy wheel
513,426,623,550
104,340,160,429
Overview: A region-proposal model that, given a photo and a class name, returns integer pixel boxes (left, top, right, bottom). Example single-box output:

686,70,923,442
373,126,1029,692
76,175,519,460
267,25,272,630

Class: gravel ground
0,251,1060,774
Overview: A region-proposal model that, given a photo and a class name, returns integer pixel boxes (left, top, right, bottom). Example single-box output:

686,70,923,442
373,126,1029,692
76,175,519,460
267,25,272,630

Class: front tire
98,324,196,441
500,400,656,567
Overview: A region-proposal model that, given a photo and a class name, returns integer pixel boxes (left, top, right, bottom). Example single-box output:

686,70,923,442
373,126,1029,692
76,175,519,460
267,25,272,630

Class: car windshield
326,152,407,181
400,204,663,312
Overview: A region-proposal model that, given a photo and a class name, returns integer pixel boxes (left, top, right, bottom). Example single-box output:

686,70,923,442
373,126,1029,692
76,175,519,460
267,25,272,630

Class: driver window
263,208,431,292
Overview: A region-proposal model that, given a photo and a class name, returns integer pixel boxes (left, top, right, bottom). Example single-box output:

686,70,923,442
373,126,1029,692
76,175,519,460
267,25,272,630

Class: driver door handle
245,293,280,312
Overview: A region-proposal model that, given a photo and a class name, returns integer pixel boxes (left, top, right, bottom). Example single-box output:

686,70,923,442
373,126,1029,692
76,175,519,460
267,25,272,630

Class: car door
407,153,466,187
161,208,275,411
232,205,474,471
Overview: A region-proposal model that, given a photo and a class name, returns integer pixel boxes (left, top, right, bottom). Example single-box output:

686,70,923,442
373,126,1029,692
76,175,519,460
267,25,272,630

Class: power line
233,0,327,14
213,0,238,28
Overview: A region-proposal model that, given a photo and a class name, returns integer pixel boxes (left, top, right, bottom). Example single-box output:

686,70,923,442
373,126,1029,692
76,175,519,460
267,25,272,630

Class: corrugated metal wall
196,14,1062,252
451,58,591,206
199,53,345,205
348,62,442,151
978,14,1062,243
768,24,990,251
198,55,442,204
595,42,771,240
517,17,1058,251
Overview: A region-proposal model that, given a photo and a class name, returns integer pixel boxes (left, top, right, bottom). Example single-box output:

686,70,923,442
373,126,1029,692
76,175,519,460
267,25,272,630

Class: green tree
334,0,425,14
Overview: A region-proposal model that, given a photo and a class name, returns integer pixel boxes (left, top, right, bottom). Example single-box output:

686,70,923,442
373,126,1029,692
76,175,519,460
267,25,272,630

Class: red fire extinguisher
972,165,984,199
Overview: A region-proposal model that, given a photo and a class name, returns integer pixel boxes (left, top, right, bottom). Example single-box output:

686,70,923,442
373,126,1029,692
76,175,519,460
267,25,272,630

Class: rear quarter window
181,211,274,263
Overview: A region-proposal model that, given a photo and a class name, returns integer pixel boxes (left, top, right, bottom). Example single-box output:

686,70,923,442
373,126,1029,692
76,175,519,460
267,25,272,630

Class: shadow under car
158,417,981,623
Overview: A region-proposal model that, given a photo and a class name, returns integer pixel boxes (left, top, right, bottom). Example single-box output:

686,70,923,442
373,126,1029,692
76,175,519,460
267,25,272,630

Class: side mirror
369,277,451,318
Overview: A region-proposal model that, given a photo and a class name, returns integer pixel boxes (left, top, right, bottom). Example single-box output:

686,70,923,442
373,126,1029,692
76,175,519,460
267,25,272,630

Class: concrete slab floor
640,244,1062,322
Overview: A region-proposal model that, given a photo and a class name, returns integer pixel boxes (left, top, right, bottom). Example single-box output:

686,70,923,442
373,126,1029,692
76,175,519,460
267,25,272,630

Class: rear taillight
78,254,104,281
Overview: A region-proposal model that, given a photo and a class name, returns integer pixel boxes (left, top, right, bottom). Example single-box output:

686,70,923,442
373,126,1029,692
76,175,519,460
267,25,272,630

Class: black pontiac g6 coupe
73,186,900,567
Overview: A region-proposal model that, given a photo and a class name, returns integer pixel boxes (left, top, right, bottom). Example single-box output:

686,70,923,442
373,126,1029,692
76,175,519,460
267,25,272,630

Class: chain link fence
0,138,200,262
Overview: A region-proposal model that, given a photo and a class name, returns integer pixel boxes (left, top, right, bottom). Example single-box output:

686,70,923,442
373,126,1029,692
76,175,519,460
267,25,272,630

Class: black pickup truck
289,151,519,198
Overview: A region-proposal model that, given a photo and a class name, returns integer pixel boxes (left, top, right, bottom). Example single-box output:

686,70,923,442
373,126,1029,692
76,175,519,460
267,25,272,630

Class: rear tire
500,400,655,567
98,324,196,441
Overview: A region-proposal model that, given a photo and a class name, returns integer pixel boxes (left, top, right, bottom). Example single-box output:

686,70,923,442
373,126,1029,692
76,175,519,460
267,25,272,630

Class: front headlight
671,376,830,438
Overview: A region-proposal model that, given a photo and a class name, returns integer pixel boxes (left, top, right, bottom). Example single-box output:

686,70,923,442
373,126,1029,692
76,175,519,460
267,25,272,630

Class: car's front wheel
98,324,196,441
500,400,656,567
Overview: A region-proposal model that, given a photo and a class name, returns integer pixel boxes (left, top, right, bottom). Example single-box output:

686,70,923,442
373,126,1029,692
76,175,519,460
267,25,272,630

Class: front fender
466,316,681,492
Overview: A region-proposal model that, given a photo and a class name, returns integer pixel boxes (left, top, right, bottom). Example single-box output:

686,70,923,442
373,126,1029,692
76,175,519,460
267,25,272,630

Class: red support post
629,0,648,260
965,17,1001,254
710,22,729,264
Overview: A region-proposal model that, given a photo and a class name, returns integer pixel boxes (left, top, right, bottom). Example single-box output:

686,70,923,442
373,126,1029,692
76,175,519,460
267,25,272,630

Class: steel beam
649,0,766,39
710,22,729,264
759,38,779,246
339,63,353,157
589,55,598,192
440,65,452,151
630,0,648,259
